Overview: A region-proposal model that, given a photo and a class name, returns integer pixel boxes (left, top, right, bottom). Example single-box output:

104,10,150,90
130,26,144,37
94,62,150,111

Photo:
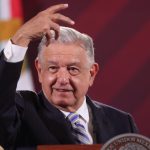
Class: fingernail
71,21,75,25
64,4,68,7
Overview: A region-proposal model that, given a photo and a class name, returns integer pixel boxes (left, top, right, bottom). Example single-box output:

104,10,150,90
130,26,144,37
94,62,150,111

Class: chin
53,98,76,108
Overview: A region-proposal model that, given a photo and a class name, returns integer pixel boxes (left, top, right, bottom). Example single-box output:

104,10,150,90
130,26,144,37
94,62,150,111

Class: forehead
41,43,89,64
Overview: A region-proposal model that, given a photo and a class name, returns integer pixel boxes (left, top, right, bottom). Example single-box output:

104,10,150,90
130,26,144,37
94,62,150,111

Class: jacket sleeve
0,51,23,148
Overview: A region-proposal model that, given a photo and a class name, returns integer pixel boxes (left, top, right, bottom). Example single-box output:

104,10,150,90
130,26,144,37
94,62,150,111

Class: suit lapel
38,92,75,144
86,96,114,144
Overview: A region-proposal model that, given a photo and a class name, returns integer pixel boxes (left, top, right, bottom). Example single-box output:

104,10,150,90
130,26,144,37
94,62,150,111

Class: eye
68,66,80,75
48,66,59,73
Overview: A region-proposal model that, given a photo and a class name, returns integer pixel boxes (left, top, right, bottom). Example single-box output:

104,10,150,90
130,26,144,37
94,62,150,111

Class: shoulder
87,96,138,135
15,90,39,108
16,90,38,100
86,96,132,120
16,90,38,98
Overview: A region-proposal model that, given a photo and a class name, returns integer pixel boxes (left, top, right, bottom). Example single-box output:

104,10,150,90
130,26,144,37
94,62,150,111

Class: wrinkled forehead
41,42,87,55
38,42,89,63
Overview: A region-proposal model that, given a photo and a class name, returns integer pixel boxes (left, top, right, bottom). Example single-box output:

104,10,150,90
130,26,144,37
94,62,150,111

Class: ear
89,63,99,86
35,57,42,83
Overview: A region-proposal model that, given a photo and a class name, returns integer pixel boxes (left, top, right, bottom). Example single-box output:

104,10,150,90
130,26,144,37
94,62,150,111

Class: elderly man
0,4,138,150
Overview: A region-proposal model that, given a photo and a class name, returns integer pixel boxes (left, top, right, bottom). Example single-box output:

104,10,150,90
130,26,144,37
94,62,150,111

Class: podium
37,144,102,150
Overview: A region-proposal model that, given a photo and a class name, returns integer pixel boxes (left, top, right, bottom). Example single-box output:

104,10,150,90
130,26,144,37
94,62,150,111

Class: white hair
38,26,95,64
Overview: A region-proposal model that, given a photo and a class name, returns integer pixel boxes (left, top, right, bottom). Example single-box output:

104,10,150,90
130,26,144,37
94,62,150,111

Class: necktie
67,112,91,144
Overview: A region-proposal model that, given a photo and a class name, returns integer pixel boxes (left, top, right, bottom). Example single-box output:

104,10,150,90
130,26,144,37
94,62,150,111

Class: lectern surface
37,144,101,150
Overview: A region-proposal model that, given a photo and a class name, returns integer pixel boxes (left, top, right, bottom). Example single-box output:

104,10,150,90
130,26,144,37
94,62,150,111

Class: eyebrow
47,60,81,66
47,61,59,65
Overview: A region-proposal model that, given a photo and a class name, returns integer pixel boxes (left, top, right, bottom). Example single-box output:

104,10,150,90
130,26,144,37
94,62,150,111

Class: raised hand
11,4,75,47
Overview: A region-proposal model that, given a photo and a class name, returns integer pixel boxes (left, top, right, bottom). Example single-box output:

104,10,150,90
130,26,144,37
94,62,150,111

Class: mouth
53,88,73,92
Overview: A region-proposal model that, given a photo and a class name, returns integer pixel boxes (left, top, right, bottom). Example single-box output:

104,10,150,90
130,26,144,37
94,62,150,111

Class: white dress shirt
61,97,94,144
4,40,27,62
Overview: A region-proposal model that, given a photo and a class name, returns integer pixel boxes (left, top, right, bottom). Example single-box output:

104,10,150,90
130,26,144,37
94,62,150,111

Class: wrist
11,32,30,47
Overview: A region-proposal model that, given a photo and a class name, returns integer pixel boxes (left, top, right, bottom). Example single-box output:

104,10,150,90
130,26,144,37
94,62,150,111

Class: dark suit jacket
0,52,138,150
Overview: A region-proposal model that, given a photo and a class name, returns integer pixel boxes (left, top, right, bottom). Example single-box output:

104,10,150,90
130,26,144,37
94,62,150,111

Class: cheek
72,75,91,92
41,73,55,87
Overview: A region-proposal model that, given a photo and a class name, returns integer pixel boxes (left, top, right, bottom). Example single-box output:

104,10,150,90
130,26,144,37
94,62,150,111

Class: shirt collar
60,97,89,123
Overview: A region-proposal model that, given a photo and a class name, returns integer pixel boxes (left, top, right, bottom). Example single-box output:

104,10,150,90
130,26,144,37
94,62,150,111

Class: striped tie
67,112,91,144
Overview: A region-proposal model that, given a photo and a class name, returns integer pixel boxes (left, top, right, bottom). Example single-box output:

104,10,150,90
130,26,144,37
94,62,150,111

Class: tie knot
67,112,80,124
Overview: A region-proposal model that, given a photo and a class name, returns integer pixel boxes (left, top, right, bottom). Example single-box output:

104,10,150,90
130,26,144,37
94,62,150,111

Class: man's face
35,42,99,112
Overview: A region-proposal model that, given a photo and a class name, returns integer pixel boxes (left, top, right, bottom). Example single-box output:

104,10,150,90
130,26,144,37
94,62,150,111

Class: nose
56,67,70,85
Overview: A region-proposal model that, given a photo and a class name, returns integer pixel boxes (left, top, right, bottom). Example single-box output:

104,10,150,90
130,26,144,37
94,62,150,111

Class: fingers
43,3,74,39
45,30,51,46
51,13,75,25
46,21,60,41
44,4,75,40
47,3,69,13
12,3,75,47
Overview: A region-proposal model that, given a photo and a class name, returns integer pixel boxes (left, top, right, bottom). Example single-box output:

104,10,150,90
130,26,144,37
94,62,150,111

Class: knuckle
55,13,61,19
42,25,49,32
54,24,60,30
